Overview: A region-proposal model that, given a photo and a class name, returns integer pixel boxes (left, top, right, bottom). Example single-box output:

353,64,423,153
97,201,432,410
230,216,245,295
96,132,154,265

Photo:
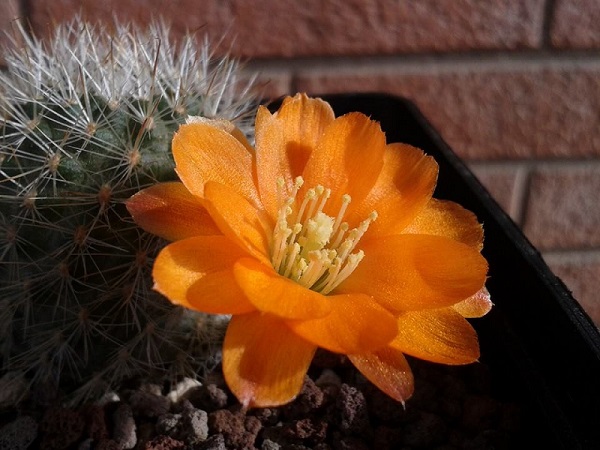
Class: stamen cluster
271,177,377,294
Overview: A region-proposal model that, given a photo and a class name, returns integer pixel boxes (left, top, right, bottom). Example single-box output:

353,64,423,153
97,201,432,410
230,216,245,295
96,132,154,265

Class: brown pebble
335,384,370,436
127,390,171,418
143,435,185,450
112,403,137,449
186,384,229,412
208,409,260,449
283,377,325,419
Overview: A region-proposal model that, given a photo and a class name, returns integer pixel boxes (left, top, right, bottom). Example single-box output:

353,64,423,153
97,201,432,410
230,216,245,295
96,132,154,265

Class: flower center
270,177,377,294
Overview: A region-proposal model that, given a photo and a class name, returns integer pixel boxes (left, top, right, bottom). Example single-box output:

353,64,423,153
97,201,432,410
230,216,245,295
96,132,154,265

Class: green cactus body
0,18,259,402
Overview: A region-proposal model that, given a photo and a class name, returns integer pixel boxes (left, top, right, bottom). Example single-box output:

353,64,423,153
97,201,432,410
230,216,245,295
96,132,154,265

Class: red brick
544,252,600,326
29,0,545,57
522,165,600,251
296,68,600,160
551,0,600,49
0,0,21,66
251,72,292,100
469,164,523,220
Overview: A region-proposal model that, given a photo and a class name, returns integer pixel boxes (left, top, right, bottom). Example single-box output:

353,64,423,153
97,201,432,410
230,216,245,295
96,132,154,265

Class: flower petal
233,258,332,319
185,116,254,152
453,287,493,318
403,199,484,250
286,293,397,354
126,182,220,241
172,122,259,204
203,181,272,264
348,347,414,405
349,143,438,237
255,94,335,218
390,308,480,365
153,236,255,314
337,235,488,312
223,312,317,408
300,112,386,220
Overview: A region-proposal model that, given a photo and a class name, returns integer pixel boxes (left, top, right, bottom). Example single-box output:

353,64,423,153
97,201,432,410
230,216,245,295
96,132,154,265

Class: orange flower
127,93,491,408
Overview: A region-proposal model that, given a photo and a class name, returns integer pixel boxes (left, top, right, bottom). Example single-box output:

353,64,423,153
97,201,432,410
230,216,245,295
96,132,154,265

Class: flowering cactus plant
128,93,492,408
0,17,260,402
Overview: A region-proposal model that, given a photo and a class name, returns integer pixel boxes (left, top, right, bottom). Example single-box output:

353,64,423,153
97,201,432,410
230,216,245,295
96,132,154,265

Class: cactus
0,17,259,403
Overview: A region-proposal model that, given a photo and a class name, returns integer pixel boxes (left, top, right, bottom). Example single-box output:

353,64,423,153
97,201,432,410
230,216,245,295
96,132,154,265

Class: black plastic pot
286,93,600,449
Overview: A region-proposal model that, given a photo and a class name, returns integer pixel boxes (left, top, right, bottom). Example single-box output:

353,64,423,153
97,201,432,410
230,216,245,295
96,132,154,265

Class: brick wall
3,0,599,325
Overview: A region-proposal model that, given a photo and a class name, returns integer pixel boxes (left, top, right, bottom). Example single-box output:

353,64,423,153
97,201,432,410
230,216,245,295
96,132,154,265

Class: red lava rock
208,409,260,449
156,413,180,436
136,422,158,449
314,369,342,389
186,384,229,412
180,406,209,444
335,384,370,436
156,401,208,444
127,390,171,418
39,407,85,450
143,435,185,450
112,403,137,449
244,415,262,436
250,407,280,426
283,377,325,419
284,418,328,445
1,351,524,450
196,433,227,450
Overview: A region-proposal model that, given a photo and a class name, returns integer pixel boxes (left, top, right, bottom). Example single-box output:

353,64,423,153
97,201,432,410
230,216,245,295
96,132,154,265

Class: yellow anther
270,179,375,293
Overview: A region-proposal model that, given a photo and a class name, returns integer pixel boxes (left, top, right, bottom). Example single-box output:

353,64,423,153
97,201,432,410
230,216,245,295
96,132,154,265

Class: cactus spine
0,17,259,402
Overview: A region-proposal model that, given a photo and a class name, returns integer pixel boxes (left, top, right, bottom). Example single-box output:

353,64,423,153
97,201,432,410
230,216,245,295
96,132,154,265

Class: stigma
270,177,377,294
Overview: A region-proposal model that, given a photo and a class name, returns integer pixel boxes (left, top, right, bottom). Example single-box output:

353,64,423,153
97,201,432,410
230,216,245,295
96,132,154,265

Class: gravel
0,352,526,449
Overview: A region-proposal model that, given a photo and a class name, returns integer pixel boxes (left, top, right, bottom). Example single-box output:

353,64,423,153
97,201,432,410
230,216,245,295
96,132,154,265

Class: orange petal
223,312,317,408
348,143,438,236
172,122,259,205
337,235,488,312
185,116,254,152
255,94,335,218
390,308,480,365
453,286,493,318
203,181,272,264
126,182,220,241
286,293,397,354
403,199,484,250
153,236,255,314
300,112,386,219
233,258,332,319
348,347,414,405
